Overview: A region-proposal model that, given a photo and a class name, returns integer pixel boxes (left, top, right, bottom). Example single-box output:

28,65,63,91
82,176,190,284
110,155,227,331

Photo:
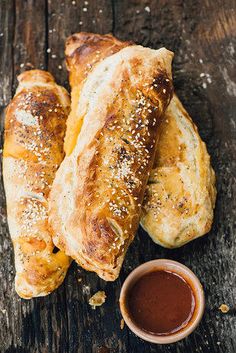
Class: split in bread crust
3,70,71,298
49,33,173,281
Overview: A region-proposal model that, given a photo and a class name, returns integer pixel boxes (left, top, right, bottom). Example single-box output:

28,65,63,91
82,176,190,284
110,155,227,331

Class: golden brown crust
3,70,71,298
49,33,173,280
141,95,216,248
65,32,133,85
64,33,133,156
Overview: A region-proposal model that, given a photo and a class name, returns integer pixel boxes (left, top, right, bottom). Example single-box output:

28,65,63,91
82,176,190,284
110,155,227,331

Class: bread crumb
219,304,230,313
120,318,125,330
89,291,106,309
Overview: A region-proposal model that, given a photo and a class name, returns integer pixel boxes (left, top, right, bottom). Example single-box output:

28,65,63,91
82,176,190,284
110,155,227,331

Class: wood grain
0,0,235,352
0,0,14,106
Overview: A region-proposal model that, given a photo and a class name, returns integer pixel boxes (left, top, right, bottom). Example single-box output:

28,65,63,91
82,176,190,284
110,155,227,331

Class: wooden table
0,1,235,352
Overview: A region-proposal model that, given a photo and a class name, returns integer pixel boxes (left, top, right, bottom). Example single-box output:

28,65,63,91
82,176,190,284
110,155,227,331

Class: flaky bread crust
67,34,216,249
49,33,173,281
3,70,71,298
64,33,133,156
141,95,216,248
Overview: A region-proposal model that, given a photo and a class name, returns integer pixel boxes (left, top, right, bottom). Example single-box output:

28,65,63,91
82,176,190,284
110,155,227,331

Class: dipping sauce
126,270,195,336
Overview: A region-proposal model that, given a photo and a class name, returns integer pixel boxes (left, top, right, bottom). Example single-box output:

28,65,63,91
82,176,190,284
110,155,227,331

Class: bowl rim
119,259,205,344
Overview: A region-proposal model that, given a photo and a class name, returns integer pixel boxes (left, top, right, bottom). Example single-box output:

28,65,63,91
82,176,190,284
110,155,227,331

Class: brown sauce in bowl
126,270,195,336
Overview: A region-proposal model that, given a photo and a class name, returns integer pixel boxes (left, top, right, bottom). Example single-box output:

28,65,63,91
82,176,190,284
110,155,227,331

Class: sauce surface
126,270,195,335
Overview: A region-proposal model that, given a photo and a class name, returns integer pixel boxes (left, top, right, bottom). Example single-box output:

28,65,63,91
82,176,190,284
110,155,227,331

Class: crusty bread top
4,70,70,172
3,70,71,298
65,32,133,86
64,33,133,156
141,94,216,248
49,36,174,280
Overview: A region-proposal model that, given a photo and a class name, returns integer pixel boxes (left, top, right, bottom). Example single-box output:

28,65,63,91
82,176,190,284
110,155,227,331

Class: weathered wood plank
0,0,235,352
13,0,47,87
0,1,17,350
0,0,14,106
47,0,113,87
0,1,48,352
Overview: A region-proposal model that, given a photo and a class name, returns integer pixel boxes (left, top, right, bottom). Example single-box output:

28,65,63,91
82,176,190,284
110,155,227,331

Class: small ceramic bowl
119,259,205,344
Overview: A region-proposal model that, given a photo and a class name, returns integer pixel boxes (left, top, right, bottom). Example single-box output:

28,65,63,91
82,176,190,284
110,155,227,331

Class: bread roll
66,34,216,249
64,33,132,156
49,33,173,281
141,95,216,247
3,70,71,298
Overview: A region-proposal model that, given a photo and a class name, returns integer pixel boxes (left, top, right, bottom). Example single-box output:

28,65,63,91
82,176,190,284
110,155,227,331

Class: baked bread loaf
64,33,132,156
67,34,216,249
49,33,173,281
141,94,216,247
3,70,71,298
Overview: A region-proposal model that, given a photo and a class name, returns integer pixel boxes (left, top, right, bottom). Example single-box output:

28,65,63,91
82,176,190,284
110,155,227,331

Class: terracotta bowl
119,259,205,344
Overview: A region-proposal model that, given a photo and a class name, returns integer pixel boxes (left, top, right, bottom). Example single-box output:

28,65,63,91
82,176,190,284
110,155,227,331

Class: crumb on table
88,291,106,309
219,304,230,313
